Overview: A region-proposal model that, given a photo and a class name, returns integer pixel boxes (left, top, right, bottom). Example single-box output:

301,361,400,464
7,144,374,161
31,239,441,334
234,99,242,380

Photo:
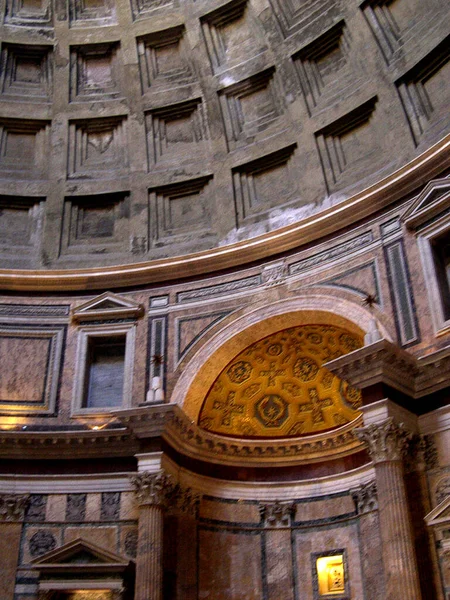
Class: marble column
130,471,174,600
355,418,422,600
0,494,29,600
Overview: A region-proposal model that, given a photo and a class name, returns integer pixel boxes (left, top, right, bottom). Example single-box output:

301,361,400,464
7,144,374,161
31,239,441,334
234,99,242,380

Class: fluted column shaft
131,471,173,600
130,470,201,600
375,459,421,600
136,503,164,600
356,418,422,600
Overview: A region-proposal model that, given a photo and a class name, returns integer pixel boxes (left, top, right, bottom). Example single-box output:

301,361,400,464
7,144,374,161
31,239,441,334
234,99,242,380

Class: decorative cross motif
213,391,245,427
260,361,286,386
298,388,333,424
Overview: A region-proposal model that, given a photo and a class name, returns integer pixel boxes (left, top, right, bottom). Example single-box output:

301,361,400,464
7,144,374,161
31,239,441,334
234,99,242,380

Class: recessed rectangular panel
0,325,64,414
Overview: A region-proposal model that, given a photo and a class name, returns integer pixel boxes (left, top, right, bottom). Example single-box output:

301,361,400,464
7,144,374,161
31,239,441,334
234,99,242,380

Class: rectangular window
72,323,135,415
431,230,450,321
83,335,126,408
416,215,450,334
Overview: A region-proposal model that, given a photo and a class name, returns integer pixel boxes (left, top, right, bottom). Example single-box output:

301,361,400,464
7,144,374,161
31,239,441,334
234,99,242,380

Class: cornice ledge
416,346,450,396
113,403,176,438
115,403,366,465
324,339,418,395
163,406,364,467
325,340,450,399
0,427,138,458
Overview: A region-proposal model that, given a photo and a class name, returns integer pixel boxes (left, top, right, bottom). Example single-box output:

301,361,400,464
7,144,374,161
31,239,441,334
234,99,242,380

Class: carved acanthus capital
166,484,201,517
0,493,29,522
355,418,412,463
130,471,175,507
259,501,296,527
351,481,378,514
413,434,438,471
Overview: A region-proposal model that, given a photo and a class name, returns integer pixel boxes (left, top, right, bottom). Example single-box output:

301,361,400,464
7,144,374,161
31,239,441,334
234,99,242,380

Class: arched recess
171,292,391,422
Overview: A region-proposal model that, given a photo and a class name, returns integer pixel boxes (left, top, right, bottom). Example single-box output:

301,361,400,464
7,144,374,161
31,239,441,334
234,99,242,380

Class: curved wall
0,0,448,270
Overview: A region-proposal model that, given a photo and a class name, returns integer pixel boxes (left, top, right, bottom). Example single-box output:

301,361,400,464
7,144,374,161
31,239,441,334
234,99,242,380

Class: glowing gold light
316,554,345,596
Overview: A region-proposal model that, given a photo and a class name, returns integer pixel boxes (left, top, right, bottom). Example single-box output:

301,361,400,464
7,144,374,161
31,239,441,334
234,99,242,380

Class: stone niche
200,0,266,73
218,67,283,150
292,20,359,116
361,0,447,66
145,98,208,168
0,195,45,267
69,0,117,27
396,35,450,147
4,0,53,27
31,538,134,600
0,43,53,101
270,0,339,38
130,0,175,21
67,117,128,178
137,26,194,93
60,192,131,259
70,42,122,101
232,144,299,226
314,97,387,194
0,119,50,179
0,323,65,415
148,175,215,249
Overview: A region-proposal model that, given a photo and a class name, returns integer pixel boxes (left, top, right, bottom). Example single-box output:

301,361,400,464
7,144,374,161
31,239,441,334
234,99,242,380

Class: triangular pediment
425,494,450,530
31,538,130,568
402,177,450,230
72,292,144,323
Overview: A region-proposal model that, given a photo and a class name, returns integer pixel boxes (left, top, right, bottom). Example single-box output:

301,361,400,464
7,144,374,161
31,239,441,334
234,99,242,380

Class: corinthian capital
0,494,29,522
130,471,175,507
355,418,412,463
351,481,378,514
259,501,296,527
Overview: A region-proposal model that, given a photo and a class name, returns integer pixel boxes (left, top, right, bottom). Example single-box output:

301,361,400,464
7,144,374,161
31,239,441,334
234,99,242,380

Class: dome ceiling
0,0,448,274
198,325,363,438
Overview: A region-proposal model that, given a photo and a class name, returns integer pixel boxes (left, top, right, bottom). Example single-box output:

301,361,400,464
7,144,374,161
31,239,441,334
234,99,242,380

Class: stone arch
171,292,390,421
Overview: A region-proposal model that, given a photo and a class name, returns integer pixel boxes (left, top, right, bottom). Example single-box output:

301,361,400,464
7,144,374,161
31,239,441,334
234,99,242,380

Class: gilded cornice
0,135,448,292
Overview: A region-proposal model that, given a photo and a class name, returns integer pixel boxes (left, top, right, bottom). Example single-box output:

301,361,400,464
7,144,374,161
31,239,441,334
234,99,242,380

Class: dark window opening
83,335,126,408
432,231,450,321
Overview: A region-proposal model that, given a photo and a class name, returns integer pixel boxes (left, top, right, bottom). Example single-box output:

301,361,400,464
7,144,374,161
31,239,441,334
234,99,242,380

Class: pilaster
355,419,422,600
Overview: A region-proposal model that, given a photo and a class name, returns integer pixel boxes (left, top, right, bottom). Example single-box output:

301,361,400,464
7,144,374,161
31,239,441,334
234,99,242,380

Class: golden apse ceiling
198,325,363,438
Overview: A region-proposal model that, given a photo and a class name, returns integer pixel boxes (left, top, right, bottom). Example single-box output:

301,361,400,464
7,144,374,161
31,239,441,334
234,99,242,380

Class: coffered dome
0,0,448,275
